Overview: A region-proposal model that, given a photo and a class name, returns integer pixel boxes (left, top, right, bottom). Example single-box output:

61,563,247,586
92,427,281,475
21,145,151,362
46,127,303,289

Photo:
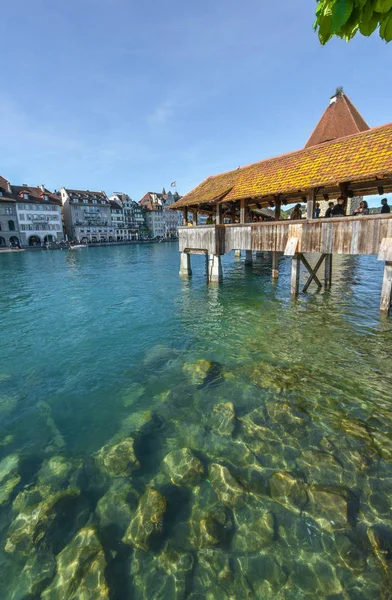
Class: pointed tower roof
305,88,370,148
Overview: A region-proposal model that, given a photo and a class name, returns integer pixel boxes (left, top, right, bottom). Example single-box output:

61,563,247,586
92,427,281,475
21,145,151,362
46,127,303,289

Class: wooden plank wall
178,215,392,257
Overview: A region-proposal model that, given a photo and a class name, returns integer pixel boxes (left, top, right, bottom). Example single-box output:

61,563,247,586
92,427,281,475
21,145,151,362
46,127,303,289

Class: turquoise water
1,244,392,599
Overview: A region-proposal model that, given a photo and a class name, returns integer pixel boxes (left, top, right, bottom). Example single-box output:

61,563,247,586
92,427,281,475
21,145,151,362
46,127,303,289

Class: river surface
0,244,392,599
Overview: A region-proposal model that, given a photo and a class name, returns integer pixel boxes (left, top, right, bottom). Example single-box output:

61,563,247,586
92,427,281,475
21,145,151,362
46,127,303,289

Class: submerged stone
0,393,18,417
210,402,235,436
240,407,281,442
14,551,56,597
306,486,348,531
270,471,308,512
123,486,167,550
188,482,232,549
37,455,76,491
237,553,288,597
163,448,204,487
131,542,194,600
122,382,145,407
182,359,212,386
5,488,80,556
209,463,246,507
0,453,20,506
96,478,139,536
297,450,343,485
94,437,140,478
41,526,109,600
232,501,275,552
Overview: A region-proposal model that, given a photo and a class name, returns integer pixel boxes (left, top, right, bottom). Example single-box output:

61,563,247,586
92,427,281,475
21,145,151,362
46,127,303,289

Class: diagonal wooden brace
300,254,324,292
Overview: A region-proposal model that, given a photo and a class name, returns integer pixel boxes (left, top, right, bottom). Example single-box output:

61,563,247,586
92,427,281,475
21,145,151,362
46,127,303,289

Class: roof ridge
204,122,391,182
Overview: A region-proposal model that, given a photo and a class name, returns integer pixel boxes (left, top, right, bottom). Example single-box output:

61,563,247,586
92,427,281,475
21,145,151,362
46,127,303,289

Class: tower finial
335,86,344,96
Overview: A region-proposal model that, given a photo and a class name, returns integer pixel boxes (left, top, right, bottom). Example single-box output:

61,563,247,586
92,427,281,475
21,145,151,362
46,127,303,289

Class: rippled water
1,244,392,599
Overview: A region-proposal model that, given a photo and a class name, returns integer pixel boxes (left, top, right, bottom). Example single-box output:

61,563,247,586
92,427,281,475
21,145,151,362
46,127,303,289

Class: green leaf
355,0,368,7
380,11,392,38
340,6,362,36
318,13,333,43
373,0,392,13
359,11,380,33
362,1,374,20
331,0,354,32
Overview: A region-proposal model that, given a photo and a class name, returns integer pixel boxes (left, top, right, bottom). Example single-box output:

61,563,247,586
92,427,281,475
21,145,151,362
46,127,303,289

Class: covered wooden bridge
169,91,392,313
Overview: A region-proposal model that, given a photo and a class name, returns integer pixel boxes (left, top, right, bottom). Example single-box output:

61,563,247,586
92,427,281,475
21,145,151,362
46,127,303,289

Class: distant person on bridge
325,201,334,218
331,197,346,217
290,204,302,220
381,198,390,214
353,200,369,216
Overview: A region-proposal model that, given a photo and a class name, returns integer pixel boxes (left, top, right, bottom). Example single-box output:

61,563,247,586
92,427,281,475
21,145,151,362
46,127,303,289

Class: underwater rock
297,450,343,485
269,471,308,513
120,410,153,438
0,434,14,447
367,524,392,572
266,399,308,428
41,526,109,600
237,553,288,597
239,407,281,442
334,532,366,571
182,359,212,386
5,488,80,556
122,383,145,407
188,482,232,549
123,486,167,551
163,448,204,487
210,402,235,437
232,501,275,552
36,401,66,454
250,363,308,393
131,542,194,600
309,556,343,595
94,437,140,478
96,478,139,536
12,486,43,513
372,431,392,462
209,463,246,507
0,453,20,506
143,344,176,368
13,551,56,597
0,393,18,417
192,548,254,599
306,486,348,532
37,455,76,492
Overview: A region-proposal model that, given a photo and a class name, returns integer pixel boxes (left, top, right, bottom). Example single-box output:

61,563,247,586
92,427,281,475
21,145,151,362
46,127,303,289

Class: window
0,191,3,197
21,225,26,231
8,220,15,231
6,207,12,215
23,193,29,200
19,214,25,220
92,200,97,204
83,199,88,204
44,195,49,201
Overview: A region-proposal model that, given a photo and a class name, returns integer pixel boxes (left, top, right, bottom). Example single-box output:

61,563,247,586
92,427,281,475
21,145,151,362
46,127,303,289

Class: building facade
139,190,182,238
109,198,127,241
110,193,147,239
61,188,114,243
13,184,63,246
0,176,20,247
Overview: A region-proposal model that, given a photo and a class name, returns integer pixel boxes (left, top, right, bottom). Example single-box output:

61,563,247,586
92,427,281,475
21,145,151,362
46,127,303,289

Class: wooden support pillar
306,189,315,220
183,207,188,225
216,203,222,225
291,254,301,295
324,254,332,288
231,204,236,224
245,250,253,265
207,254,222,283
194,212,198,226
240,199,247,224
179,252,192,277
380,262,392,314
274,196,281,221
272,251,279,279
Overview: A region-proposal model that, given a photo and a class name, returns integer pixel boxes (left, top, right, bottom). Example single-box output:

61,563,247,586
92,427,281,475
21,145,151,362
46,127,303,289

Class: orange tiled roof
170,124,392,209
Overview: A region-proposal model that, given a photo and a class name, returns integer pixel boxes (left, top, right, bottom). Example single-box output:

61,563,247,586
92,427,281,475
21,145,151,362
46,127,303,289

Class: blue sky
1,0,391,206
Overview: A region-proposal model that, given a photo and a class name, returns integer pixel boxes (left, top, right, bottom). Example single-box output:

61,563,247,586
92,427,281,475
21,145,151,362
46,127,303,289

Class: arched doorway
28,235,41,246
91,236,97,243
0,236,6,246
44,235,54,244
100,236,106,242
10,236,20,247
81,237,88,244
109,236,114,242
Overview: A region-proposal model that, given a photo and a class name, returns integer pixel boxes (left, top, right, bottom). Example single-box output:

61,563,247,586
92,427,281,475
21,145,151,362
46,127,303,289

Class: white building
139,190,182,238
61,188,115,243
109,198,127,241
12,184,64,246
